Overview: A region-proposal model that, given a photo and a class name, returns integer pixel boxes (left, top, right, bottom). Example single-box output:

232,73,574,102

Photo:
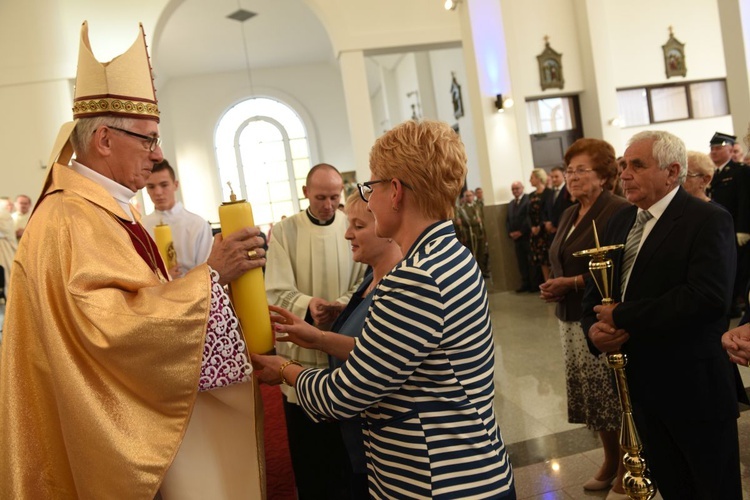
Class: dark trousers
733,243,750,305
513,238,531,289
633,406,742,499
283,397,355,500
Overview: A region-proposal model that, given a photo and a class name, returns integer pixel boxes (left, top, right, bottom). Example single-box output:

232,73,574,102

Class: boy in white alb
143,160,213,277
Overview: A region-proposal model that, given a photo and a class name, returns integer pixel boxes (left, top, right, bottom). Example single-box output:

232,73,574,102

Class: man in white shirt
12,194,32,240
583,130,743,498
143,160,213,278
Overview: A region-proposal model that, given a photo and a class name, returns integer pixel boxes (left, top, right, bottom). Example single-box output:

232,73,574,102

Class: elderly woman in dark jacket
539,138,630,497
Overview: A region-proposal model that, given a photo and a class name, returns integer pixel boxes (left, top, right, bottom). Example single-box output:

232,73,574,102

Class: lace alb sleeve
199,267,253,391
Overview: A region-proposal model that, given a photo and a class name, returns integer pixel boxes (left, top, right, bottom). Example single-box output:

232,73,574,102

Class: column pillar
717,0,750,139
458,0,529,291
339,50,377,180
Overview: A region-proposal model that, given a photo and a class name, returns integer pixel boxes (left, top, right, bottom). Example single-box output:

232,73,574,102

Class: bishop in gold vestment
0,21,267,499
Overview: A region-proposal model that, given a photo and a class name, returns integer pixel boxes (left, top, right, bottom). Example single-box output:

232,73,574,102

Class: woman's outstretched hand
270,305,325,350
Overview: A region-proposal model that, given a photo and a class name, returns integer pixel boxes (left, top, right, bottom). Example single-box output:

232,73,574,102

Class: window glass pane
215,97,312,227
293,158,311,179
650,87,688,122
246,182,270,204
216,147,241,201
690,81,729,118
265,161,289,182
259,140,286,163
252,203,273,227
296,179,306,199
269,180,292,201
617,89,650,127
525,97,574,134
290,138,309,159
273,201,294,221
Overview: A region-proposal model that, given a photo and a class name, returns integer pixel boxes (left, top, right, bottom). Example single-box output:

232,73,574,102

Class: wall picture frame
537,37,564,91
450,72,465,120
662,27,687,78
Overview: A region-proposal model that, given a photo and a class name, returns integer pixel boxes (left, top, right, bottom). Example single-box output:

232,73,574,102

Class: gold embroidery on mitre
72,97,159,119
73,21,160,122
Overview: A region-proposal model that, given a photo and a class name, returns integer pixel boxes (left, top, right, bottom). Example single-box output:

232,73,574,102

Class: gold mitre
72,21,159,122
47,21,159,168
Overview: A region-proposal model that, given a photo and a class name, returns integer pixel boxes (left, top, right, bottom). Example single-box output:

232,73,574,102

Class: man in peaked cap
708,131,750,317
0,22,266,499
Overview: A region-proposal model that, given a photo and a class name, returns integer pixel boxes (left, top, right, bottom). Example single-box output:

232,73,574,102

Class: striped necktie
620,210,653,291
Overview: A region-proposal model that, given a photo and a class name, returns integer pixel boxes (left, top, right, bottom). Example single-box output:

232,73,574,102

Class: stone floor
490,289,750,499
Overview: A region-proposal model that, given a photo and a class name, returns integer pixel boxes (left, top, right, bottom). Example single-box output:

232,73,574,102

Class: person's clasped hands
539,277,569,302
308,297,344,326
588,303,630,353
722,323,750,367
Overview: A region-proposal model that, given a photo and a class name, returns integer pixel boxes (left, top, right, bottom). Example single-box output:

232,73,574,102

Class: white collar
639,185,679,221
71,160,137,220
152,201,184,217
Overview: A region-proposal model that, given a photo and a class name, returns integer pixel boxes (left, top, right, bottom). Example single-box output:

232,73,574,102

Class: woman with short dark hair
539,138,629,496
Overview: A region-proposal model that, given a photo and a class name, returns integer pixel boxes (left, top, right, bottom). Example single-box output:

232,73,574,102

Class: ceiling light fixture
227,4,258,94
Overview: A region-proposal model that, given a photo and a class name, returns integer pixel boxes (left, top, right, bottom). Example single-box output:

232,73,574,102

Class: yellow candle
154,223,178,271
218,196,274,354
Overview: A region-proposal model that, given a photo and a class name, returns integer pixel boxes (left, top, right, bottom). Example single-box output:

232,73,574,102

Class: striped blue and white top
296,221,515,499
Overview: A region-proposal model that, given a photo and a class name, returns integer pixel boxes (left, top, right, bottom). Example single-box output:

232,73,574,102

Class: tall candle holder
573,221,655,500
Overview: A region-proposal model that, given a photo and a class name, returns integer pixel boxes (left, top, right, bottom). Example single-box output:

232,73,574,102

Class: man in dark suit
542,165,575,236
506,181,532,292
581,131,743,499
708,132,750,317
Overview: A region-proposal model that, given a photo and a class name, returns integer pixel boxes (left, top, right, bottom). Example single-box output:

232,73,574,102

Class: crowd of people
1,17,750,500
502,131,750,499
0,195,32,302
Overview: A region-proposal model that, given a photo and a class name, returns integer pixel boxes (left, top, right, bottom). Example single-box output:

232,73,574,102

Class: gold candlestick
573,221,655,500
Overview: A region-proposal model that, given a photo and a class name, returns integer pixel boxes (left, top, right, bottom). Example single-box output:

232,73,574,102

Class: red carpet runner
261,383,297,500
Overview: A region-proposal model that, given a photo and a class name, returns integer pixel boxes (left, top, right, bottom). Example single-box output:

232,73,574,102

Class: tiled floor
1,290,748,499
491,289,750,499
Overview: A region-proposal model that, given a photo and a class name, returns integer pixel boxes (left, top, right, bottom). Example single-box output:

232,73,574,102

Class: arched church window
215,97,311,232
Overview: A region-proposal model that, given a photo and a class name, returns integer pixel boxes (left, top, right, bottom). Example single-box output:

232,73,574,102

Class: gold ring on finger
248,250,258,260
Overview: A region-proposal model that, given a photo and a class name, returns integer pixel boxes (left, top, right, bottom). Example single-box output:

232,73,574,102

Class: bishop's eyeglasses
106,125,162,152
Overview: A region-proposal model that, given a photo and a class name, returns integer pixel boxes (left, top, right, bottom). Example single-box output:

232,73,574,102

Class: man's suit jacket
581,187,740,421
506,194,530,239
543,184,575,228
709,159,750,233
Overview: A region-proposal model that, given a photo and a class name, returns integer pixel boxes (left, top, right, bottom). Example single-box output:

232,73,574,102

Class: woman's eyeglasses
357,179,413,202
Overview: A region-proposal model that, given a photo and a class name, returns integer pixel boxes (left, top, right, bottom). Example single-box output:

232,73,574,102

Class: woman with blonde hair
253,120,515,499
529,168,551,282
684,151,714,202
